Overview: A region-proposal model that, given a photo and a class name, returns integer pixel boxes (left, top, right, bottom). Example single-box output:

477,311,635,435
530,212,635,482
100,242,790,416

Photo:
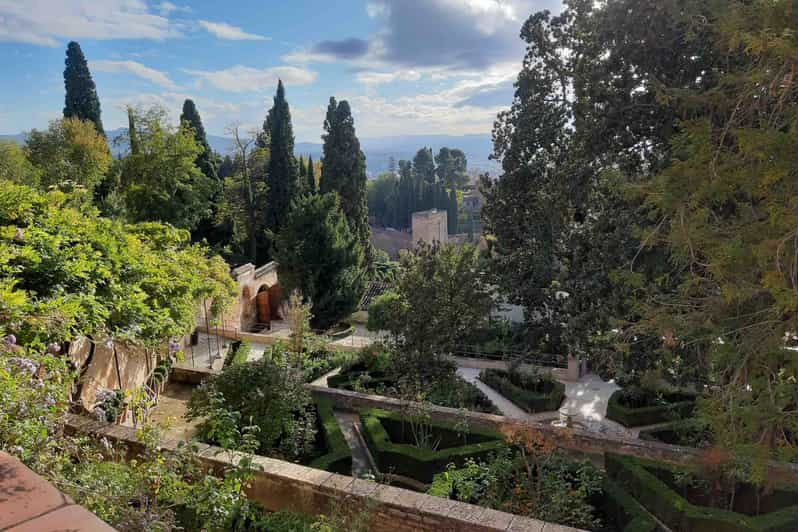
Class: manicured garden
479,368,565,413
606,386,697,428
327,346,500,414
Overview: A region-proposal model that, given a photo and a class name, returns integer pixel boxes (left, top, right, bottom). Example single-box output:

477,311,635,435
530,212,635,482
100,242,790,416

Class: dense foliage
274,192,366,330
118,106,216,232
0,181,234,346
482,0,798,457
319,98,372,262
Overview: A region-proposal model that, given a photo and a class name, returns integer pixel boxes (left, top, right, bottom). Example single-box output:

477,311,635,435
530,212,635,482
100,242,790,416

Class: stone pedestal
566,355,583,381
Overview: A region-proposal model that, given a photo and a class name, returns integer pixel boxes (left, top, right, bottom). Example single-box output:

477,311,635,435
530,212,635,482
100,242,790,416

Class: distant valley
1,130,500,178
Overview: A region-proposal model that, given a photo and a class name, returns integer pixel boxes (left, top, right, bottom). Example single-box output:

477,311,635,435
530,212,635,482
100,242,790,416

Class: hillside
2,131,500,178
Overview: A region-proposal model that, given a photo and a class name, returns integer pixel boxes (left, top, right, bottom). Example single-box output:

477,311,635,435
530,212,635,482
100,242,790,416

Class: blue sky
0,0,561,142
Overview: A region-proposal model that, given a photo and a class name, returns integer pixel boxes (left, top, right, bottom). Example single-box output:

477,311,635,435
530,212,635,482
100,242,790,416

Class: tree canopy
63,41,104,136
263,81,299,238
274,192,366,330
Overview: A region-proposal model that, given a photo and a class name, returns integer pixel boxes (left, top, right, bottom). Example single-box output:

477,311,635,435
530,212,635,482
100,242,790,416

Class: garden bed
606,453,798,532
479,368,565,413
306,398,352,474
328,361,499,414
606,388,696,427
360,408,505,484
638,419,714,449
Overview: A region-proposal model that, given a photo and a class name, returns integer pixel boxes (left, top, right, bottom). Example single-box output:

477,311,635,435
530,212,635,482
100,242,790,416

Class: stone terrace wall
167,365,798,485
64,414,583,532
309,385,798,485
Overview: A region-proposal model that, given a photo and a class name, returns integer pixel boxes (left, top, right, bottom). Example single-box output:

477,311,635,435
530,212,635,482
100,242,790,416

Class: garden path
457,367,635,438
332,410,376,478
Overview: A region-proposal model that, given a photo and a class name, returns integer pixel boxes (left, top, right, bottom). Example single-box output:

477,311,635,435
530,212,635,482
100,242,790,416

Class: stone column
566,354,583,381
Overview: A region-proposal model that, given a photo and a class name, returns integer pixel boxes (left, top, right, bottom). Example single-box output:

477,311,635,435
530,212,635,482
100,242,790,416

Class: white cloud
184,65,316,93
0,0,178,47
156,2,190,15
92,60,178,89
365,2,389,18
356,70,421,86
198,20,268,41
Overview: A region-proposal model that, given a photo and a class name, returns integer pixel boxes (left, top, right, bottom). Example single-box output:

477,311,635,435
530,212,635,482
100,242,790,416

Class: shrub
307,398,352,474
359,409,505,484
606,388,696,427
606,453,798,532
428,449,605,530
187,356,316,458
224,340,251,367
638,419,714,448
366,291,401,332
479,368,565,413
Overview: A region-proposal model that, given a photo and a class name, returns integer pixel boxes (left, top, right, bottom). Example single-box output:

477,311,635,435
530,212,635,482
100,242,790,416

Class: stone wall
207,262,279,334
68,337,159,410
309,384,798,485
64,414,581,532
412,209,448,245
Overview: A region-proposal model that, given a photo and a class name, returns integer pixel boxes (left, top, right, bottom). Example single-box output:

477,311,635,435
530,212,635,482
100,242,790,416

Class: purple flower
4,334,16,347
7,357,36,374
44,394,56,407
14,227,23,241
93,407,106,421
168,340,180,354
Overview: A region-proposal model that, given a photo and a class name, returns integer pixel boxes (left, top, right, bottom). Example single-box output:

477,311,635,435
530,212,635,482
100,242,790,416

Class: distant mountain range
1,130,500,177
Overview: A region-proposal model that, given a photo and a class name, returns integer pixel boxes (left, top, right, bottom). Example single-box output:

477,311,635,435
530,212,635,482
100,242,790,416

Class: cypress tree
306,155,316,194
319,97,371,261
447,188,458,235
63,41,104,136
219,155,234,179
127,106,140,155
180,99,218,181
263,80,299,235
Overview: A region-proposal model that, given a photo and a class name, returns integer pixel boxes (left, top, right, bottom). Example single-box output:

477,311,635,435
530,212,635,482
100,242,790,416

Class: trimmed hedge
606,389,696,428
360,409,506,484
638,419,713,448
606,453,798,532
479,369,565,413
307,398,352,474
602,478,659,532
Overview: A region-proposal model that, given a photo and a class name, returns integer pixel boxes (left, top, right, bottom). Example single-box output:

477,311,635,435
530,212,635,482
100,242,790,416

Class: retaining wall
64,414,581,532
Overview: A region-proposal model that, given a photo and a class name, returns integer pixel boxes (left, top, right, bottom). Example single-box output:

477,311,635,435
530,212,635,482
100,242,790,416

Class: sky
0,0,562,142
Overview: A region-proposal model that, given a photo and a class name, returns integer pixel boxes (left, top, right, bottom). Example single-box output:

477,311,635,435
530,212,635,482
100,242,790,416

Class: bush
187,356,317,458
428,449,605,530
224,341,251,367
307,398,352,474
606,453,798,532
479,369,565,413
638,419,714,448
302,347,353,383
366,291,401,332
359,409,505,484
606,388,696,427
602,478,658,532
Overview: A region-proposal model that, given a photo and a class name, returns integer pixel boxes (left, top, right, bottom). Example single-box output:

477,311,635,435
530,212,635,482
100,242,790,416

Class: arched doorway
256,285,271,326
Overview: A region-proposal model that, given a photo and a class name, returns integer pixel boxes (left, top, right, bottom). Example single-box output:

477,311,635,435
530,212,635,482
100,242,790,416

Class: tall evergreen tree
412,147,435,184
63,41,104,136
447,188,458,235
180,99,218,181
306,155,316,194
219,155,234,179
319,97,372,261
263,80,299,236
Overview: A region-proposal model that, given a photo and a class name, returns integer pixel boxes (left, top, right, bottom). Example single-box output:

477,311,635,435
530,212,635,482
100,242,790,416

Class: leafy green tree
118,106,214,231
180,99,225,246
218,124,269,263
218,154,234,179
63,41,104,136
383,242,494,368
367,172,399,227
319,97,372,262
274,192,366,329
262,80,299,237
25,117,111,197
0,140,39,186
435,148,468,189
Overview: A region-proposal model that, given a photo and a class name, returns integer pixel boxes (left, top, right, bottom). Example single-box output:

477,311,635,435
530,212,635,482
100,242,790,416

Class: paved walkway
457,367,635,438
332,410,375,478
